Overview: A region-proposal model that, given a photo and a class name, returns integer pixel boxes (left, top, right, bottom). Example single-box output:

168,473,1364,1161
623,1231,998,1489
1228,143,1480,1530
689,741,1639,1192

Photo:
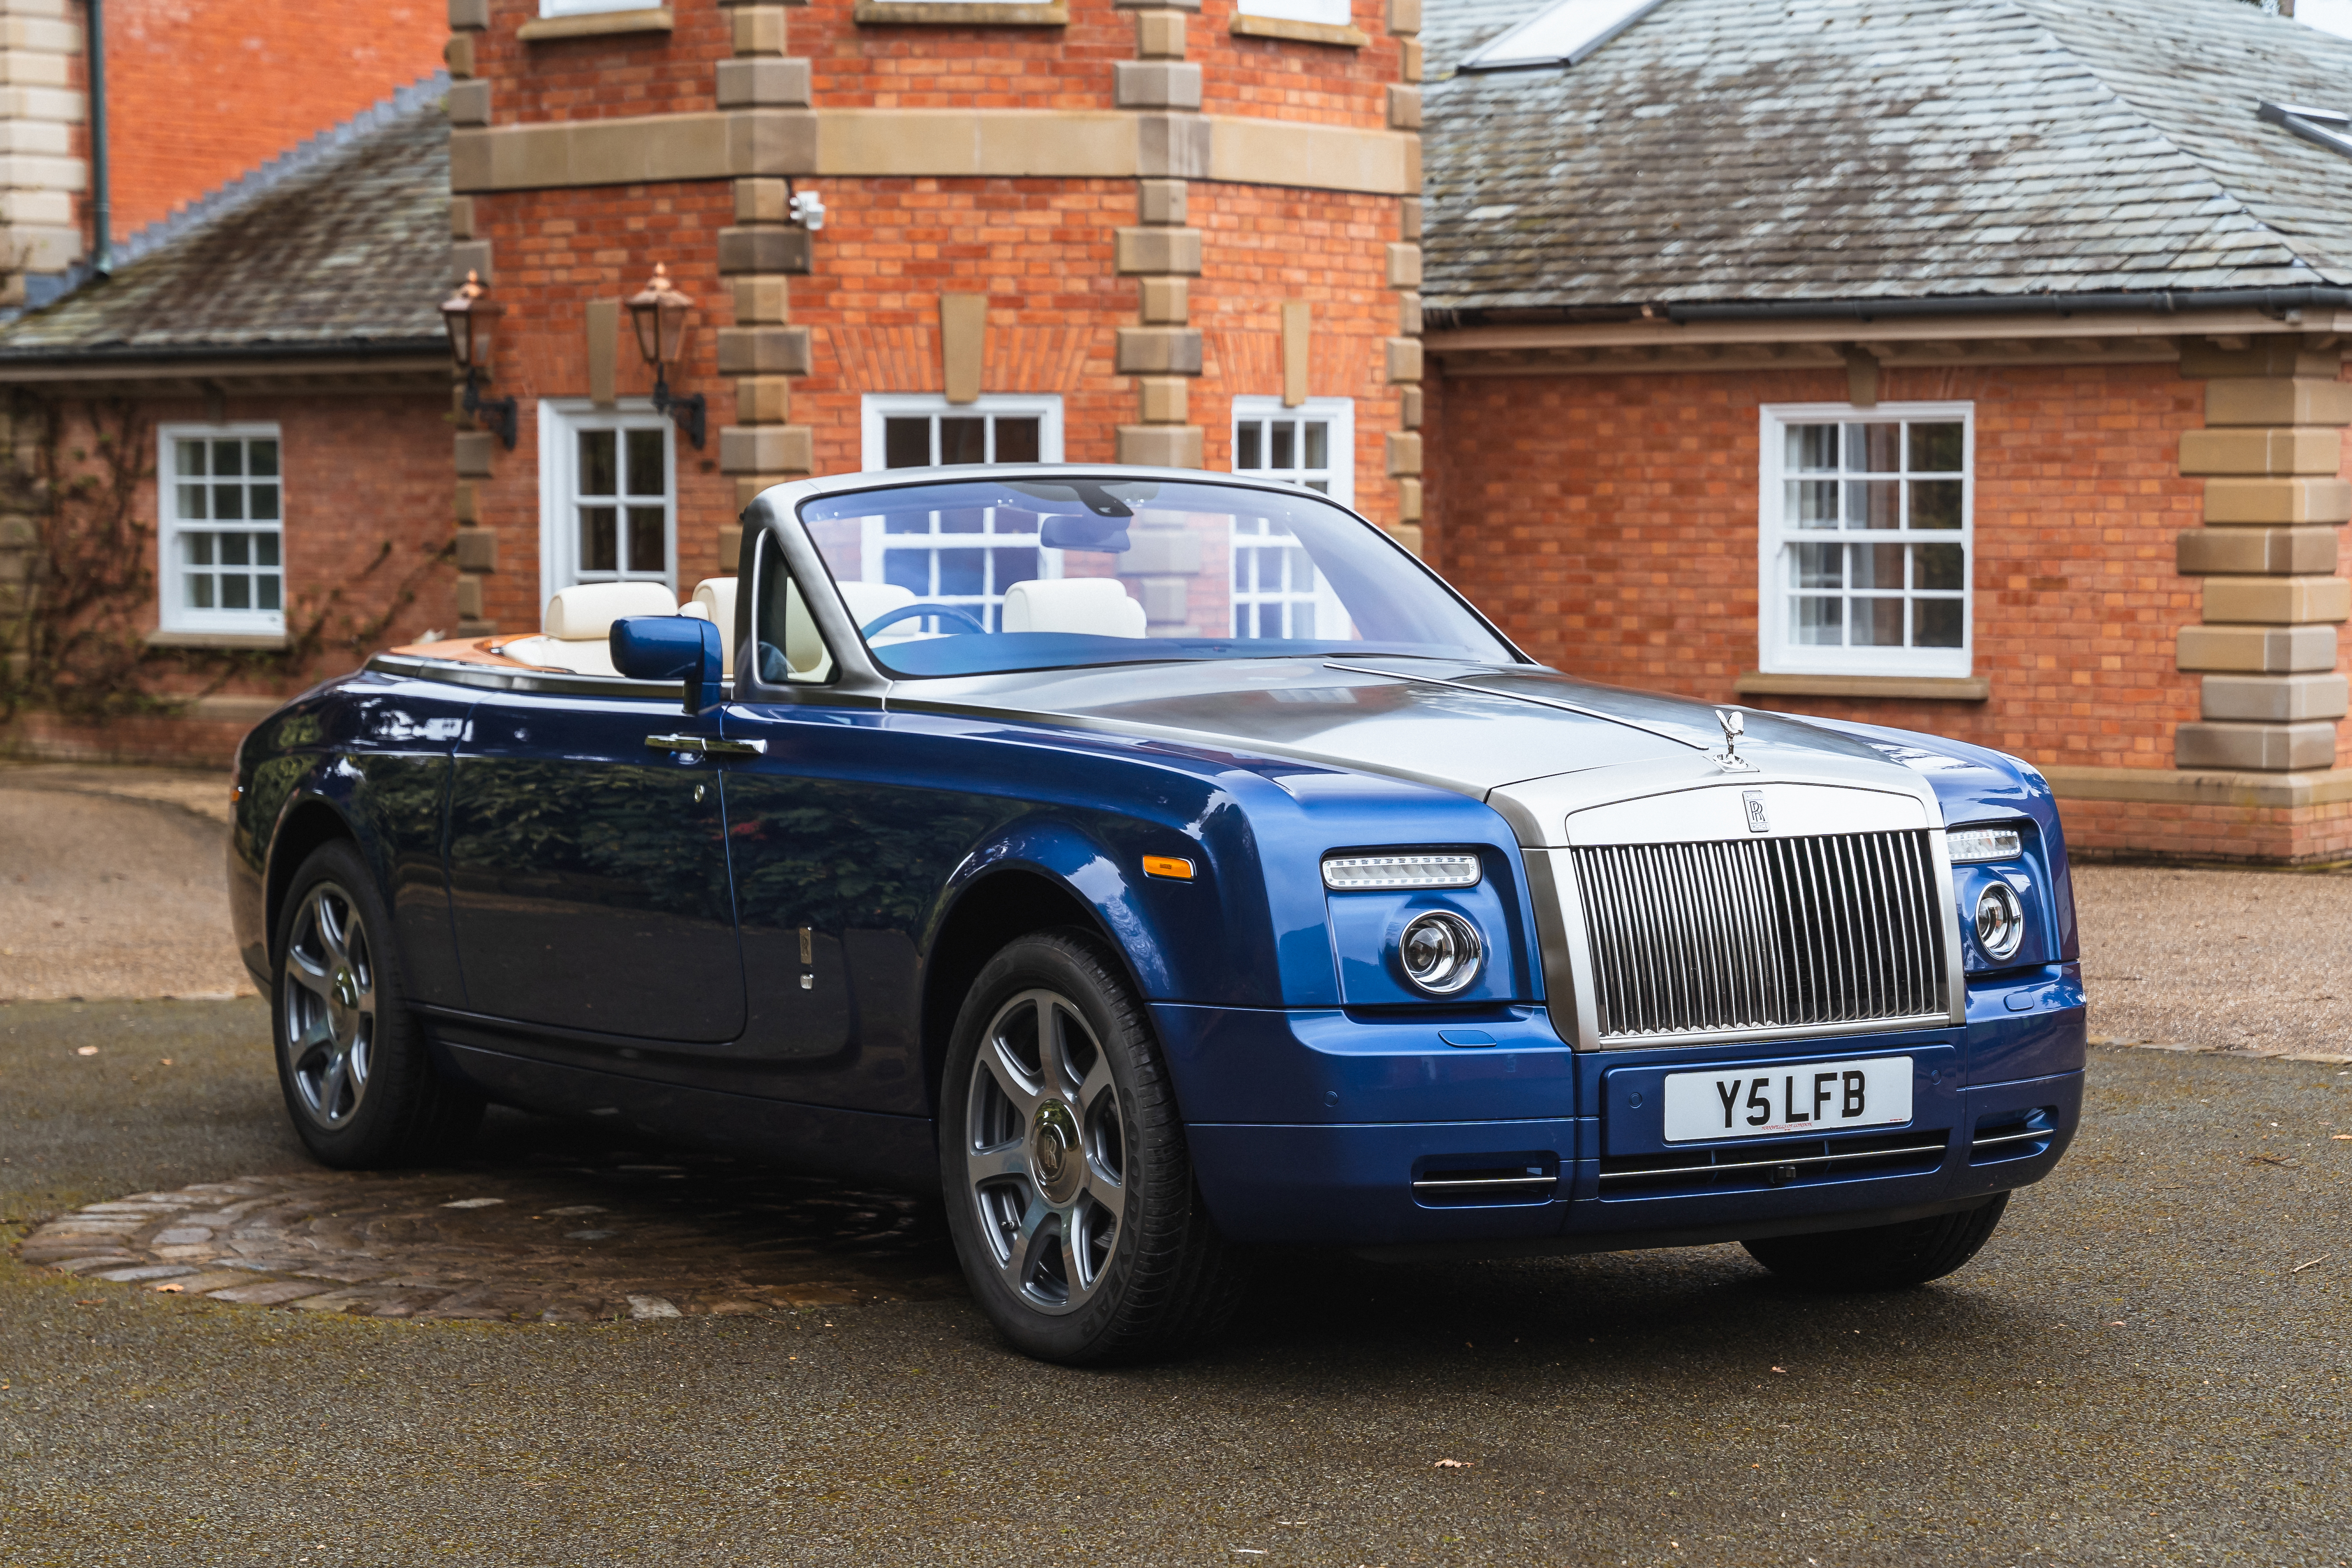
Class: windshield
791,476,1518,679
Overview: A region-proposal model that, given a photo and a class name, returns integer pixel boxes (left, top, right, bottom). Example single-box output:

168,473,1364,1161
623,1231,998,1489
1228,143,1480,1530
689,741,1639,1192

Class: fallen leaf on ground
1771,1366,1789,1373
2334,1135,2352,1141
74,1047,96,1057
1433,1459,1472,1468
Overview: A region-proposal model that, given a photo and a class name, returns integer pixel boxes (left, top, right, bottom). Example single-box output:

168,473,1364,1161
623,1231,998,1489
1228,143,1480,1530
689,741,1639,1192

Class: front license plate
1661,1056,1913,1144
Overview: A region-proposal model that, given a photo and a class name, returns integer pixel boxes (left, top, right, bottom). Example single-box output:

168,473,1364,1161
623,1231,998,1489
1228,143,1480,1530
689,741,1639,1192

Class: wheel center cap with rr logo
1029,1100,1083,1205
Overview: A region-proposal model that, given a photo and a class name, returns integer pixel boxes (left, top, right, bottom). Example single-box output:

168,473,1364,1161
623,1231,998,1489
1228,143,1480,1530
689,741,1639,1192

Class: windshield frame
741,465,1531,695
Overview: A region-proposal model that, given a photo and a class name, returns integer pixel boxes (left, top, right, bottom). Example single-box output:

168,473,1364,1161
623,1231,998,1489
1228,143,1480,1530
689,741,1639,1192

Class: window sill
1228,13,1368,46
852,0,1068,23
147,628,289,651
516,8,674,42
1736,670,1989,702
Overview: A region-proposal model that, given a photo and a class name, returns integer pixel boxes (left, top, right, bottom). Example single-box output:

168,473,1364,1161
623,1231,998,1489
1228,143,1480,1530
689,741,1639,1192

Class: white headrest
543,581,679,640
839,580,919,640
690,577,737,668
1002,578,1145,639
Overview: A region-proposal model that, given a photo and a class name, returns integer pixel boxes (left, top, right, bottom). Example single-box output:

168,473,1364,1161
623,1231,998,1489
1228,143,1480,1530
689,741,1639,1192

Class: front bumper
1158,962,2086,1248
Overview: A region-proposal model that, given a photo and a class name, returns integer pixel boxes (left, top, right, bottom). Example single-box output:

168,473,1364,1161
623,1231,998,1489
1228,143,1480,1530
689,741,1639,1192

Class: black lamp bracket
460,366,518,450
652,373,707,450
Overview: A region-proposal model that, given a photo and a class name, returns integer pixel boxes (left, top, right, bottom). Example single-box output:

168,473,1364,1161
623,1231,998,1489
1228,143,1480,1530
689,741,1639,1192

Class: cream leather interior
839,581,921,643
687,577,737,670
1002,578,1146,638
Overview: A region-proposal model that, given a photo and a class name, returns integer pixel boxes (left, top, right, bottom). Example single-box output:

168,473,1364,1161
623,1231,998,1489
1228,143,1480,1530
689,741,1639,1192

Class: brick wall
102,0,447,237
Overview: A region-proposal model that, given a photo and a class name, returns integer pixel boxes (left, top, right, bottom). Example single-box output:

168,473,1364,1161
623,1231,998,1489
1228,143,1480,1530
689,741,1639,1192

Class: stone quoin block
448,240,492,285
732,276,791,325
2173,720,2340,773
1385,242,1422,289
2199,575,2352,626
717,326,813,375
1138,276,1188,324
1114,227,1202,275
1388,86,1422,129
1135,10,1187,56
717,226,813,275
2175,623,2339,673
1114,62,1203,110
1115,425,1203,467
733,5,789,54
2176,527,2339,577
2200,673,2351,723
2201,476,2352,524
449,0,489,29
453,529,497,572
1136,376,1188,424
1386,431,1423,476
720,425,814,475
1385,337,1423,382
445,80,490,127
715,58,811,108
1115,327,1203,375
1137,178,1186,227
736,376,792,425
2204,377,2352,428
2177,427,2346,477
2178,338,2345,380
453,431,496,477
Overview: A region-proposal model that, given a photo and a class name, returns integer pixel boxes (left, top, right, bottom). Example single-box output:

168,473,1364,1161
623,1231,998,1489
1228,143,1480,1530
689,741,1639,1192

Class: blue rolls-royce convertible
230,465,2083,1363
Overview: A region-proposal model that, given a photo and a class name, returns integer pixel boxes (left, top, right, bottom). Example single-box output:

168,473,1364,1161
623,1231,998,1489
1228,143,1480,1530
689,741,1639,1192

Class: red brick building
1422,0,2352,864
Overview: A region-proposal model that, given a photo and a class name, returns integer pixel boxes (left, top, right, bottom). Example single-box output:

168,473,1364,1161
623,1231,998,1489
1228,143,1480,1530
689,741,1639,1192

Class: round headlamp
1397,910,1484,996
1973,882,2024,963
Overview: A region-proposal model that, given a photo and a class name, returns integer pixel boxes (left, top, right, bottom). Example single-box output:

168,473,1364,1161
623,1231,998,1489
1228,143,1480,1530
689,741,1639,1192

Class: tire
271,839,481,1168
938,929,1241,1365
1742,1192,2010,1292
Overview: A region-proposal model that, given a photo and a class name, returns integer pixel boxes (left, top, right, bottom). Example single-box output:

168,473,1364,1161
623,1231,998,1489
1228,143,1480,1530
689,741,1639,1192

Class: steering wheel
861,602,990,639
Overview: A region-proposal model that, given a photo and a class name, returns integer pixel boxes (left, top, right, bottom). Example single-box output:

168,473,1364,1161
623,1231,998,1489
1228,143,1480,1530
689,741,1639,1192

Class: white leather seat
1002,578,1145,638
683,577,738,670
839,581,922,643
499,581,680,675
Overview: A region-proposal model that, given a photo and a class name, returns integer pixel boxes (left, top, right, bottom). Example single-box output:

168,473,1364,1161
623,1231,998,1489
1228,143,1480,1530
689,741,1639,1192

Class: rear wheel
1742,1193,2009,1291
272,840,481,1168
939,930,1240,1365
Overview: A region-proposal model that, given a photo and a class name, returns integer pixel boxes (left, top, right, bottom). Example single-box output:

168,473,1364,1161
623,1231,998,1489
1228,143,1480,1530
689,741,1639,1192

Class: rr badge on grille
1742,788,1770,833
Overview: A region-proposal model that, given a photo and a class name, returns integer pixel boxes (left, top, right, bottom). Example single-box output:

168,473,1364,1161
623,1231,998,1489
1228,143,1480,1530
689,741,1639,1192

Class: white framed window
1236,0,1353,27
158,424,283,634
1758,402,1973,679
1231,396,1354,504
538,401,677,608
849,395,1064,632
539,0,649,16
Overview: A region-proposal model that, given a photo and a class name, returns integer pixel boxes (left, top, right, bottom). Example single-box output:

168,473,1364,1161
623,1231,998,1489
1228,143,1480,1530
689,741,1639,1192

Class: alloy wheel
964,987,1127,1314
280,880,376,1130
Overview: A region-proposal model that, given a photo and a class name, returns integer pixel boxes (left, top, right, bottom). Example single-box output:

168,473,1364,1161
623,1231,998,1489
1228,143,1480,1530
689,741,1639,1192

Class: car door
445,681,746,1044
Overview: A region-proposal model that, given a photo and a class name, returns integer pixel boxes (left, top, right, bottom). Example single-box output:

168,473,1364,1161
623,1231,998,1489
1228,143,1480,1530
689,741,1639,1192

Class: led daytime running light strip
1947,826,2024,864
1321,852,1482,890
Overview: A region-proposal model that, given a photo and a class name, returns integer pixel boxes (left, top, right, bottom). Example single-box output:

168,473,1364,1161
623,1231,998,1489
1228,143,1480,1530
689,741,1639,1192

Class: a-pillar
2174,337,2352,771
714,2,815,573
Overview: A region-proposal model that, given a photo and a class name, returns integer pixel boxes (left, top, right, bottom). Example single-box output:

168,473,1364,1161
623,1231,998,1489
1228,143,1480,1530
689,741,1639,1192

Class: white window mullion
540,400,677,603
157,424,285,635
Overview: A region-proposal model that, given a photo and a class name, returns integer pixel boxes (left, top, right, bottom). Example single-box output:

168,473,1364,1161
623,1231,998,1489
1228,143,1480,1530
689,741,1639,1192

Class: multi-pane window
1235,0,1352,27
853,395,1064,631
159,426,283,632
541,405,675,598
1231,396,1353,501
1759,403,1973,678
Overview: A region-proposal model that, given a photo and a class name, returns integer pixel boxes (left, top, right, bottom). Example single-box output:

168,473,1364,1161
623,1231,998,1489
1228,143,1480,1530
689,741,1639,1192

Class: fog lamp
1398,910,1484,996
1973,881,2024,963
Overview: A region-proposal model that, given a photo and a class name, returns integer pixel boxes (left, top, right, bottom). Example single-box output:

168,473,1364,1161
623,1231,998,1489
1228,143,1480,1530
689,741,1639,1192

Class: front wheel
938,930,1240,1365
272,839,481,1168
1742,1193,2010,1291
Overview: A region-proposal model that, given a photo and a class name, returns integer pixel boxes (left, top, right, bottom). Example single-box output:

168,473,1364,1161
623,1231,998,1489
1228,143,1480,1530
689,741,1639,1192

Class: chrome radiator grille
1571,829,1951,1042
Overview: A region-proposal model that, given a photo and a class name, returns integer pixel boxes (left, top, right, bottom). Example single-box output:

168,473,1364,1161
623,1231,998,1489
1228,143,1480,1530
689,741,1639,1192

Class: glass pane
1787,480,1838,528
1306,479,1329,494
884,508,927,534
579,431,617,496
256,534,280,567
1792,543,1841,589
580,506,617,572
991,546,1038,588
1909,421,1963,472
1852,597,1904,646
212,440,244,478
177,439,206,477
1914,543,1964,591
1847,423,1899,472
221,534,250,566
939,417,986,466
1911,479,1963,530
1270,422,1295,470
1845,479,1897,529
1304,421,1328,469
626,507,665,573
1785,424,1838,472
1237,422,1262,469
994,417,1041,464
248,440,279,477
1793,596,1843,645
939,507,986,535
1294,600,1315,638
178,484,207,520
258,574,281,611
884,549,931,593
222,574,251,610
248,484,279,520
189,574,213,609
1851,543,1904,589
936,547,985,595
213,485,244,521
624,429,665,496
1915,598,1964,648
885,418,931,469
187,533,213,566
1288,546,1313,588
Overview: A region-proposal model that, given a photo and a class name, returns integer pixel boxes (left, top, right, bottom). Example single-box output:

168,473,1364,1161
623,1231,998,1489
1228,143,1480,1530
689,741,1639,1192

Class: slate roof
1422,0,2352,315
0,83,450,364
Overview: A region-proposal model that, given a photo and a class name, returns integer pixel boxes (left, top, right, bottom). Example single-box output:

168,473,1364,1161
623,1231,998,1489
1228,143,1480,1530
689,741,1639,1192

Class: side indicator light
1143,855,1195,881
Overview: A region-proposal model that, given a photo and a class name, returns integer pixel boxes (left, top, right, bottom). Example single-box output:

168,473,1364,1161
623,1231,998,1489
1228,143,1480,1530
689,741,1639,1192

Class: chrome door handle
644,734,767,757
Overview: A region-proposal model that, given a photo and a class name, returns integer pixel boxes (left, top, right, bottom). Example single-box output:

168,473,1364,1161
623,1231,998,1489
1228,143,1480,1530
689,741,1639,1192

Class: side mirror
610,615,724,715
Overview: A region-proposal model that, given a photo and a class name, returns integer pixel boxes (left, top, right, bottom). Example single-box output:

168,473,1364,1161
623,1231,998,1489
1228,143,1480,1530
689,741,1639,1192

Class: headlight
1973,882,2024,962
1322,851,1481,891
1397,910,1484,996
1949,825,2024,863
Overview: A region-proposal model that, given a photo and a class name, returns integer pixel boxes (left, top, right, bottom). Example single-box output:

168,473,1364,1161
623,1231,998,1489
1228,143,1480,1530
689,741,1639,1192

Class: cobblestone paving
17,1146,963,1322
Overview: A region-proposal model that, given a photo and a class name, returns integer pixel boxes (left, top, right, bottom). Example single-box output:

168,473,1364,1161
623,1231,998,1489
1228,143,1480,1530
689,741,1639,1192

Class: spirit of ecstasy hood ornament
1713,707,1754,771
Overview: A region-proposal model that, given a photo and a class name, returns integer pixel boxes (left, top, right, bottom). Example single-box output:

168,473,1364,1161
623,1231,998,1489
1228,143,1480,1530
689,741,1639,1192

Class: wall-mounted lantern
439,270,518,450
625,263,706,449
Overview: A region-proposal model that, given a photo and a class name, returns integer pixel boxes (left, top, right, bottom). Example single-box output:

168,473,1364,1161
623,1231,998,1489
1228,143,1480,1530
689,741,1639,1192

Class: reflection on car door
446,688,745,1043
